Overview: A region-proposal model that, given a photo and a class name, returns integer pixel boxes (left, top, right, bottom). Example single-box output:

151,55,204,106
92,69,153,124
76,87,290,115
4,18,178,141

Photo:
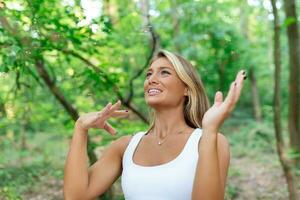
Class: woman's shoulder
113,135,132,156
115,134,133,150
114,131,144,157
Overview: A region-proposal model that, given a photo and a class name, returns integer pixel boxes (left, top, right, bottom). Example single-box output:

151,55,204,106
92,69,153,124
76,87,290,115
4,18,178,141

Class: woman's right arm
63,100,129,200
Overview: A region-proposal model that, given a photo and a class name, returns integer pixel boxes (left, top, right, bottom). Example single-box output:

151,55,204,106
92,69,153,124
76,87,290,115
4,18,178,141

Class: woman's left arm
192,70,246,200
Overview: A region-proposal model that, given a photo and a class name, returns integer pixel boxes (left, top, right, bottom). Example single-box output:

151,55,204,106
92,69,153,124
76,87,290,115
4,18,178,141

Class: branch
126,4,159,104
25,65,44,87
59,48,149,123
60,49,103,74
16,70,21,89
0,13,17,37
35,58,79,121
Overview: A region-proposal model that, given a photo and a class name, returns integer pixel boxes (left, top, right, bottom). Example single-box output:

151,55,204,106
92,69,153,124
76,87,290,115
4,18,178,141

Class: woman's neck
151,106,190,138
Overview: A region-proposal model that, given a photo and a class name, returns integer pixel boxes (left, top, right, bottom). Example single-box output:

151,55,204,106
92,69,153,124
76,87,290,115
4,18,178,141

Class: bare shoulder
112,134,133,158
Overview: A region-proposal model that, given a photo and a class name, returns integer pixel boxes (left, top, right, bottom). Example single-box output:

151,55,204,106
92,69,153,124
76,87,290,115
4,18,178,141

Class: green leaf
283,17,296,28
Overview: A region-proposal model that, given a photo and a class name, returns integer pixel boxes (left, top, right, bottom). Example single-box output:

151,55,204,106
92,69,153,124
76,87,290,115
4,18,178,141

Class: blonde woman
63,49,246,200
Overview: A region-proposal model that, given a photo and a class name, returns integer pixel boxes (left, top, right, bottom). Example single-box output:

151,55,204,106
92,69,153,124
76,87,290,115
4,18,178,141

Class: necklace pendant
158,141,162,145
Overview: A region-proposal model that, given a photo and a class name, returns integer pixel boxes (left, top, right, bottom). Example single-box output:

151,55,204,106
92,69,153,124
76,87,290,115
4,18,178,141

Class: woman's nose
148,73,159,84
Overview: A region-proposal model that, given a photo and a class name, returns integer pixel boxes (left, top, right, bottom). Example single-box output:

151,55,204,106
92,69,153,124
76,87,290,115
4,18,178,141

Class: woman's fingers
214,91,223,106
97,102,112,117
234,70,246,102
105,100,122,118
97,100,121,119
96,100,128,123
103,121,117,135
223,70,245,110
223,81,237,109
110,110,129,118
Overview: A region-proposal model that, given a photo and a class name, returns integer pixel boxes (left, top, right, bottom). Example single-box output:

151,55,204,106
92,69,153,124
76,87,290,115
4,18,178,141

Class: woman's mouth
148,88,163,96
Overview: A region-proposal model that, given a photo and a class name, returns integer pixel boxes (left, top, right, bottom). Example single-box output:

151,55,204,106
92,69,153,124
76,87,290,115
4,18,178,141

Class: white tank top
121,128,203,200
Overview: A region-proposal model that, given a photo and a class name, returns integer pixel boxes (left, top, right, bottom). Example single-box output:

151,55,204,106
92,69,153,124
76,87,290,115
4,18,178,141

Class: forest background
1,0,300,199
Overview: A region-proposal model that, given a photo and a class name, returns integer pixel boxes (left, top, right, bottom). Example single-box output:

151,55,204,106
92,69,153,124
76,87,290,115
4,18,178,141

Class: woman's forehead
148,57,174,71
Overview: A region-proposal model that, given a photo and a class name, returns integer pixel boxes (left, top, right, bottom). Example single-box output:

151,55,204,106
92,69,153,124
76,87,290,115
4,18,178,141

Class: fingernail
234,82,237,86
125,110,128,112
243,76,247,80
242,70,246,75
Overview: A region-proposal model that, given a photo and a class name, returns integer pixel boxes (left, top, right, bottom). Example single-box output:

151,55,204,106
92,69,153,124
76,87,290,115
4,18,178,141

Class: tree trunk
271,0,299,199
20,105,29,151
240,2,262,121
249,67,262,122
283,0,300,165
0,99,6,118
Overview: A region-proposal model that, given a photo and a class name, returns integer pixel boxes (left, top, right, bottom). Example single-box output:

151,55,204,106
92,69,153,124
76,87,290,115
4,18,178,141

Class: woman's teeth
148,89,162,95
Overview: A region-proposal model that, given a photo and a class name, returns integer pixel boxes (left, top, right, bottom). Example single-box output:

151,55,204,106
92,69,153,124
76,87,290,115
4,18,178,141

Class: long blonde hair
145,49,210,134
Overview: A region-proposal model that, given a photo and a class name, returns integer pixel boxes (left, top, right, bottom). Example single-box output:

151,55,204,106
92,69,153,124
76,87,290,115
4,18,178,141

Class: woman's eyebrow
147,66,173,71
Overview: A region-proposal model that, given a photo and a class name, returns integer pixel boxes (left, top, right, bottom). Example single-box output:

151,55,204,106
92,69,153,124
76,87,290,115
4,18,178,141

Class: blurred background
0,0,300,199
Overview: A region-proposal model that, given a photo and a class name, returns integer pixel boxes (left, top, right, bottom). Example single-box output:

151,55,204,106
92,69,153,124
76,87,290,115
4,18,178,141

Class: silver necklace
151,128,187,146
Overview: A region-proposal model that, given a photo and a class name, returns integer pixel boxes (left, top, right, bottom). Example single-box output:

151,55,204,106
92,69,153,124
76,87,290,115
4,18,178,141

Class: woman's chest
132,134,191,167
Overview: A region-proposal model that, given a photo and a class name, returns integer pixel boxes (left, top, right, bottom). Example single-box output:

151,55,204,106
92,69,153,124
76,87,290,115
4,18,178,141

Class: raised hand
75,100,129,135
202,70,246,133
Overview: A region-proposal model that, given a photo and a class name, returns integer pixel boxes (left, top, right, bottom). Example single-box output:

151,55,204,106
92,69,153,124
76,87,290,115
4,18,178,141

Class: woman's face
144,57,188,109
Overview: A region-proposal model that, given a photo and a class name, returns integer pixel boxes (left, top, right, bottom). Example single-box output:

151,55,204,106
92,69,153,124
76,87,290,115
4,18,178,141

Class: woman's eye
146,70,169,78
162,70,170,74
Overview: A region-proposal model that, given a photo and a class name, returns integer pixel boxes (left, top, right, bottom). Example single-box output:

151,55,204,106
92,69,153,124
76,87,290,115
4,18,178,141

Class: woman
63,49,246,200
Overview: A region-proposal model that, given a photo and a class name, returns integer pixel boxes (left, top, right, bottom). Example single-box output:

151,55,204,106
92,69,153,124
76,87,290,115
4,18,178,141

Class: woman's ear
184,88,189,96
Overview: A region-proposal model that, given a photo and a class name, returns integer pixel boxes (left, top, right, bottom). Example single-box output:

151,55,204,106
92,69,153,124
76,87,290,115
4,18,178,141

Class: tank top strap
191,128,203,144
184,128,202,158
129,131,146,152
122,131,146,167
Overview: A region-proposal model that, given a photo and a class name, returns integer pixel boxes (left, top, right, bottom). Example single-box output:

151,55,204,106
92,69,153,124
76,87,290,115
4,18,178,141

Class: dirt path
22,177,63,200
227,156,289,200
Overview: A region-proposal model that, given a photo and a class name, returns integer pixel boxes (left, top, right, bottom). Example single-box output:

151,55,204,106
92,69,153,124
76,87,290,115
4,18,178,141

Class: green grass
0,131,67,200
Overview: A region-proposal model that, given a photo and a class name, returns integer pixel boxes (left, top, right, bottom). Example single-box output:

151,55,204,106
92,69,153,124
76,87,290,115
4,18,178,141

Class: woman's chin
145,98,164,108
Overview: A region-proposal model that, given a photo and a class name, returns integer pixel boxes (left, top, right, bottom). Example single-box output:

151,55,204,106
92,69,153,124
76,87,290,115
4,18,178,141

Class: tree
283,0,300,165
271,0,299,199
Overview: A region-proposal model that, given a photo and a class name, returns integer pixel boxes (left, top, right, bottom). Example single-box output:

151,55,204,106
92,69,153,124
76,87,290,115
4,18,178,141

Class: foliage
0,0,299,199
